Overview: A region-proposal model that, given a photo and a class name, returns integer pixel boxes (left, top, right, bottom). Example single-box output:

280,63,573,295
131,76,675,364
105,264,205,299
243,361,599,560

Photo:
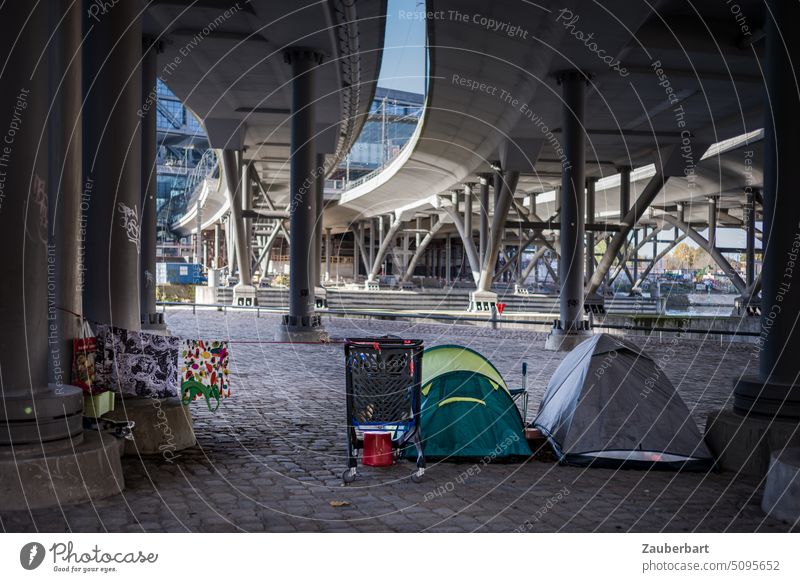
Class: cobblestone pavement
1,309,795,533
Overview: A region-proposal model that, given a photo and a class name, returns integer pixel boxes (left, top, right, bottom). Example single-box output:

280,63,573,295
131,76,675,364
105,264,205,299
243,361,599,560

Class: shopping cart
342,338,425,484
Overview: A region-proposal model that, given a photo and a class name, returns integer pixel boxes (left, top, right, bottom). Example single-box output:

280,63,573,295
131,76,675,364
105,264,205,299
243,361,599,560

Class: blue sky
376,0,427,95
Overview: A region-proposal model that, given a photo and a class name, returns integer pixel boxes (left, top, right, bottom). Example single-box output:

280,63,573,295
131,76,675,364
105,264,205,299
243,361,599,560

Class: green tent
408,345,531,460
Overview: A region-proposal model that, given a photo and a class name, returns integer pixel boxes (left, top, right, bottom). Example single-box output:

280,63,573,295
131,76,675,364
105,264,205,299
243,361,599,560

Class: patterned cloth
96,325,181,398
181,340,230,412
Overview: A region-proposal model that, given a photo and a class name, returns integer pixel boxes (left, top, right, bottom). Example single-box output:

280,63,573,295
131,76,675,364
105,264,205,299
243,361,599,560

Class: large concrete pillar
83,0,143,330
313,153,325,287
241,157,253,278
277,48,325,341
585,177,596,281
48,0,83,384
369,218,376,268
221,150,253,303
325,227,332,282
214,222,222,269
446,234,452,284
546,70,589,350
0,0,83,446
464,183,473,245
140,36,165,330
0,1,130,511
478,175,490,265
734,0,800,419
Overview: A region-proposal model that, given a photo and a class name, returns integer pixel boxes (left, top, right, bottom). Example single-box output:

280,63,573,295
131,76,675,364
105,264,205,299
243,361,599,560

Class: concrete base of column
196,286,218,305
761,447,800,523
514,284,530,296
364,280,380,291
733,376,800,420
0,430,125,511
275,314,327,342
233,283,258,306
105,396,195,457
141,311,167,333
704,408,800,476
469,290,497,312
544,324,592,351
314,286,328,308
0,385,84,446
734,295,761,317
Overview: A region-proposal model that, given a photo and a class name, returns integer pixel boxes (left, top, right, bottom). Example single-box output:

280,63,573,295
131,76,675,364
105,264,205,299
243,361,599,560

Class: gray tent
534,334,713,471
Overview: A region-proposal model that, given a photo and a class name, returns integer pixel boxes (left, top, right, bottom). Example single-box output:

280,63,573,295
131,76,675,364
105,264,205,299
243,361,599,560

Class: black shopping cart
342,338,425,484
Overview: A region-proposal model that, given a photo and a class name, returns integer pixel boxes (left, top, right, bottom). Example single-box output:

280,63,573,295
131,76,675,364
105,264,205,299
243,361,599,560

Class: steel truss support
476,171,520,292
586,171,669,295
368,215,403,282
517,245,549,285
659,214,746,293
631,233,687,291
609,226,663,284
441,199,481,282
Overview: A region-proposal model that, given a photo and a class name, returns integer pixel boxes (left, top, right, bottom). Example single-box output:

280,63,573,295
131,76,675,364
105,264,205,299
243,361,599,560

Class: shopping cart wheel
410,467,425,483
342,467,357,485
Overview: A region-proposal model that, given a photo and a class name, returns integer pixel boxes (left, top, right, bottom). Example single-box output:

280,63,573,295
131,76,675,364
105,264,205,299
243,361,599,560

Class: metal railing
155,301,760,338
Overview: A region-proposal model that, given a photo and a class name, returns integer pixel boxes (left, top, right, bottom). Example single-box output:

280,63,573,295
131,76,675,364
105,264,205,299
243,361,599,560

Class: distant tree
672,243,698,269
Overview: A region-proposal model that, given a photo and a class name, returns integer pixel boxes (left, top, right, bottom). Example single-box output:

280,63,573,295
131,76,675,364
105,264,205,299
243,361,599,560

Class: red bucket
362,431,394,467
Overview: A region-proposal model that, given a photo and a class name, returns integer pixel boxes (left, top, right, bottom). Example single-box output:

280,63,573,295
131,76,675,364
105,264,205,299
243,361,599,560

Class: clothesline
57,306,342,345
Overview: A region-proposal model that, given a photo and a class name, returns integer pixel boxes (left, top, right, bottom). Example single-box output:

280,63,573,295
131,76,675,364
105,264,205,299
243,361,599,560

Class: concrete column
403,216,443,283
221,150,250,289
708,196,718,248
618,165,631,221
464,183,473,245
194,200,202,264
225,214,236,275
368,215,402,282
446,234,452,284
83,0,143,330
313,153,325,287
479,175,490,264
369,218,376,268
586,177,597,281
547,70,588,350
652,229,658,272
529,192,537,218
746,189,756,287
632,229,639,283
325,227,332,282
140,36,164,330
241,157,252,277
1,1,83,445
278,48,325,340
214,222,221,269
358,222,366,276
492,170,502,278
48,0,83,383
734,0,800,419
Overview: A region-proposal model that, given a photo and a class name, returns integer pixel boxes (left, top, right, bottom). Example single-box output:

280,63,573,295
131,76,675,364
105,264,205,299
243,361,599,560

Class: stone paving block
0,311,797,533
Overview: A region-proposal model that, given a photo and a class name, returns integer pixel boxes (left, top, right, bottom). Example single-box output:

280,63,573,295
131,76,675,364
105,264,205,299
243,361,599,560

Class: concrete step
206,287,659,314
